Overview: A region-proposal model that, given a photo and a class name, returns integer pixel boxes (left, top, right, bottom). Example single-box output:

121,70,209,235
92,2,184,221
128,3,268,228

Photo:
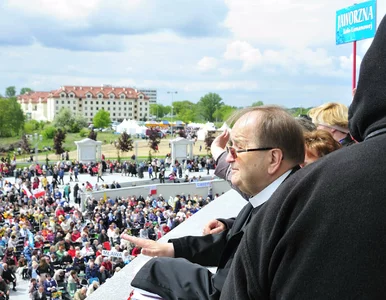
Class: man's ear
267,149,283,175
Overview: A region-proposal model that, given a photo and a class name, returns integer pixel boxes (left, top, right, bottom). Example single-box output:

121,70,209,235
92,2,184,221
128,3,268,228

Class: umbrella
160,120,170,125
174,120,185,125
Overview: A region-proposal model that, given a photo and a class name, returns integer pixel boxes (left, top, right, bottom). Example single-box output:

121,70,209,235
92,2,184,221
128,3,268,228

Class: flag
33,188,46,198
22,185,32,198
149,185,157,195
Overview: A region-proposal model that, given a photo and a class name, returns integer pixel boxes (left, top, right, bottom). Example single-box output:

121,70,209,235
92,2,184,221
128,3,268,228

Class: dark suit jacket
32,291,47,300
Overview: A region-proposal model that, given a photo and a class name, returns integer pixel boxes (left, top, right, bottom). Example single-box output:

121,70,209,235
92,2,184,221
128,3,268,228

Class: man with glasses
122,106,305,299
221,15,386,300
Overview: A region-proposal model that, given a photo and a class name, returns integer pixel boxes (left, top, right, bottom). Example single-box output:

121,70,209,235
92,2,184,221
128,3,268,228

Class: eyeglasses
226,146,274,159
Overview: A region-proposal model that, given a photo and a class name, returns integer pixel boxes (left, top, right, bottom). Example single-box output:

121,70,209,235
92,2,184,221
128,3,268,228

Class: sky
0,0,385,109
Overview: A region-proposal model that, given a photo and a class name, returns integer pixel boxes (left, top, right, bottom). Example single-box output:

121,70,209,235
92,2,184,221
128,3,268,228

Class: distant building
137,88,157,105
17,85,150,123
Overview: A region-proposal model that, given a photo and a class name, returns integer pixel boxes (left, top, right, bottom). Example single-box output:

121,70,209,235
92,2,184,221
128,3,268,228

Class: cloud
222,40,360,78
224,41,262,70
197,57,218,72
1,0,229,51
6,0,102,20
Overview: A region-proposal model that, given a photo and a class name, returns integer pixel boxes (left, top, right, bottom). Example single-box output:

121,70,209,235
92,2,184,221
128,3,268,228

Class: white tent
116,119,144,135
219,122,230,131
203,122,216,131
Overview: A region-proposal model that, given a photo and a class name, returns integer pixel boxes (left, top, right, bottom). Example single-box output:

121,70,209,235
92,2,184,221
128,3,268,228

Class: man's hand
203,219,226,235
120,234,175,257
211,129,230,161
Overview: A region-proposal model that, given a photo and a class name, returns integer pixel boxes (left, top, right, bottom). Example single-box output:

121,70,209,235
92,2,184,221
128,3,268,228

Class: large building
17,85,150,123
137,88,157,104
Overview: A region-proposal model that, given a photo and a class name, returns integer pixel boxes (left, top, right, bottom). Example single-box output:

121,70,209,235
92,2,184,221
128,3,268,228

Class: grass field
0,132,210,163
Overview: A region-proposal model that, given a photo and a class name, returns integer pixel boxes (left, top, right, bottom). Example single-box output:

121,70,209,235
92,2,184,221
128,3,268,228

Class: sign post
336,0,377,90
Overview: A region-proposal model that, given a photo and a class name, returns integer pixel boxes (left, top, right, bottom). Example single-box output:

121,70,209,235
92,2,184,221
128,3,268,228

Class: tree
0,97,25,137
116,131,134,162
20,87,34,95
42,126,57,139
213,105,237,123
88,129,97,141
197,93,224,122
93,109,111,128
251,101,264,107
5,86,16,97
148,129,161,152
53,108,87,133
204,131,216,154
53,129,66,155
20,134,31,154
150,104,171,119
173,101,198,123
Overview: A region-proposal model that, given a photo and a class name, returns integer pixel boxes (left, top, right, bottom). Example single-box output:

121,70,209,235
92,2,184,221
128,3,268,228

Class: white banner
195,182,212,188
102,250,123,258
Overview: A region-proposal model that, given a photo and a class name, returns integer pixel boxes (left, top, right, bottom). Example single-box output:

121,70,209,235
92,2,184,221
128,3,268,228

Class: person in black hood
221,15,386,300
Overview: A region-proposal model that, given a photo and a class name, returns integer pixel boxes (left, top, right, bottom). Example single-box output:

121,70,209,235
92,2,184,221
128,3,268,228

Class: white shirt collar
249,170,292,208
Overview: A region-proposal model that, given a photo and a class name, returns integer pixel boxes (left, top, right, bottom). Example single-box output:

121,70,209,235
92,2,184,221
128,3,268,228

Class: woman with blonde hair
308,102,355,146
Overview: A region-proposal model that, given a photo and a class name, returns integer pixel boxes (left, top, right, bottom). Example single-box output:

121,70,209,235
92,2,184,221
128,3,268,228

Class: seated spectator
73,287,87,300
101,257,113,273
32,285,47,300
85,261,99,283
28,278,39,299
1,263,16,292
43,273,57,298
0,276,10,300
98,265,110,284
86,281,99,297
81,242,94,259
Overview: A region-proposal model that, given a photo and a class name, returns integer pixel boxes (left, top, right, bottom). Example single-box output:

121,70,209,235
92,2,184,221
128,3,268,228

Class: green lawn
0,131,135,156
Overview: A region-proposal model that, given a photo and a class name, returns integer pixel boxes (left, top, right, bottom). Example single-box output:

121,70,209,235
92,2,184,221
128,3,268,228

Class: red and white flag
33,188,46,198
22,185,32,198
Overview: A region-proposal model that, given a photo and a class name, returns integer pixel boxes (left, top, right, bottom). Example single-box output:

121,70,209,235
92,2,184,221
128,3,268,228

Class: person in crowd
36,257,51,284
301,130,341,167
1,263,16,292
98,265,110,284
86,281,99,297
0,276,10,300
32,284,47,300
309,102,356,146
28,278,39,299
43,273,57,298
122,105,305,298
85,260,99,283
97,163,104,183
221,15,386,299
73,287,87,300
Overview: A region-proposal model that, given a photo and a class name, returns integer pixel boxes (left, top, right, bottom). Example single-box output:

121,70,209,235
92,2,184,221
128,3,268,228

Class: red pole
352,41,357,90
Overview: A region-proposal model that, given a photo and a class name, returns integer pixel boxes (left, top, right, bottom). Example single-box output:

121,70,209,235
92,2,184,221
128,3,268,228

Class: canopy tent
145,121,159,128
186,122,204,129
196,122,217,141
116,119,145,135
173,120,185,126
218,122,230,131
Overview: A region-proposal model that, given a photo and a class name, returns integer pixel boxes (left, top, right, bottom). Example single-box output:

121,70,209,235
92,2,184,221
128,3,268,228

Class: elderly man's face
226,112,271,196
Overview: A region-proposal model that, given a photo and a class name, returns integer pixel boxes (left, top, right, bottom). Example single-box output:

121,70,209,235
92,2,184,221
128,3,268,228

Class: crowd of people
0,148,219,300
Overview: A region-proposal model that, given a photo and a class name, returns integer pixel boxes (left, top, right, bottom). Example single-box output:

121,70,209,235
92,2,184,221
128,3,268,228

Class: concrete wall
81,179,231,210
87,189,246,300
